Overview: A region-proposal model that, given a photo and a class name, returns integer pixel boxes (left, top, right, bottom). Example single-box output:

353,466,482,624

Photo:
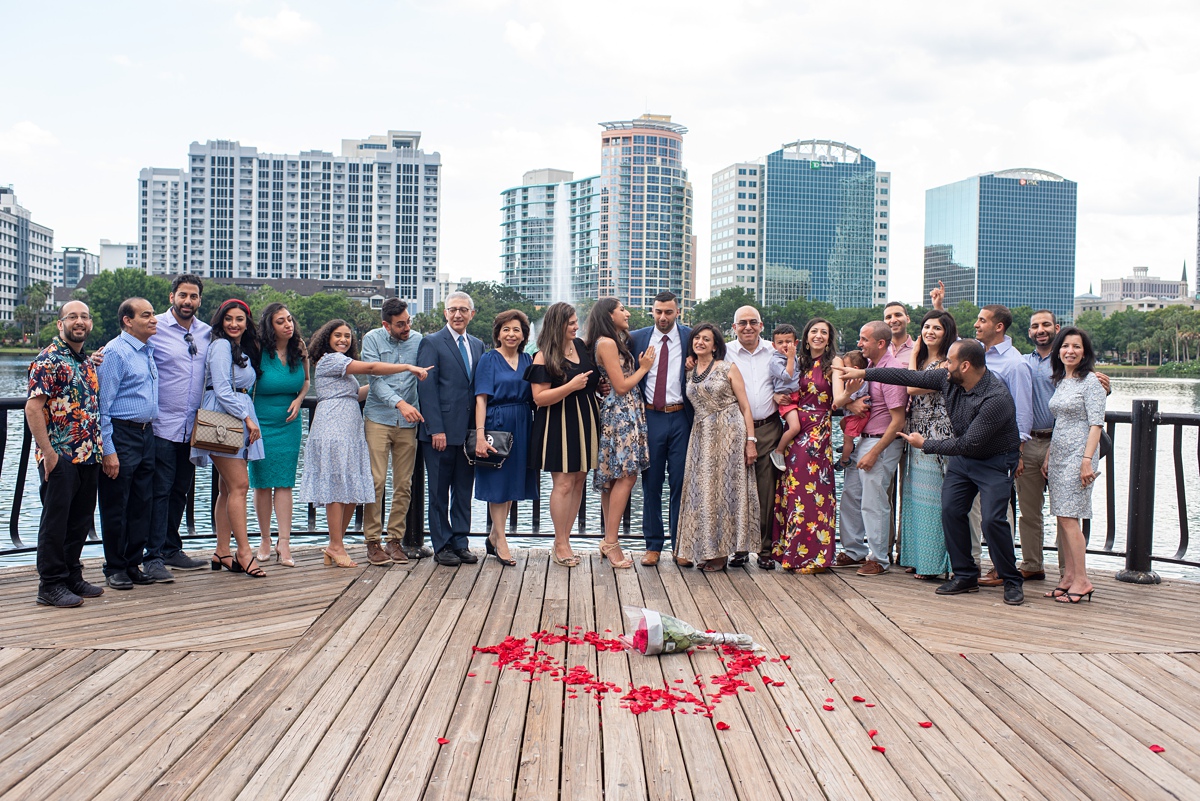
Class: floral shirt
27,337,103,465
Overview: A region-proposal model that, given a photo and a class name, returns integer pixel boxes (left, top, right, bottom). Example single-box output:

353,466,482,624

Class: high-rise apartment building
141,130,442,311
500,168,600,305
99,239,140,272
711,141,888,307
60,247,100,289
924,168,1077,322
139,167,188,277
598,114,694,311
0,187,54,321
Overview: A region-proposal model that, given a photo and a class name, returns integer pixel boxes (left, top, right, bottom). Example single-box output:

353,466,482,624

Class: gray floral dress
1047,372,1106,518
592,345,649,491
298,352,374,505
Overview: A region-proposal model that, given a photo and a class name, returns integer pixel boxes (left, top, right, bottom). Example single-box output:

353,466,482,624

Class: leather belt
650,403,685,414
206,385,250,394
112,418,153,430
1030,429,1053,440
753,415,779,428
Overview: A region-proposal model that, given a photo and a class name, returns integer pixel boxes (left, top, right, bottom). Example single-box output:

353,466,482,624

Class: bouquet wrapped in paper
619,606,762,655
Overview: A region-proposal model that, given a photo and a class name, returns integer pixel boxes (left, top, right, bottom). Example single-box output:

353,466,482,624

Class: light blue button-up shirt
1024,349,1055,432
150,311,211,443
361,327,423,428
98,331,159,455
984,335,1033,442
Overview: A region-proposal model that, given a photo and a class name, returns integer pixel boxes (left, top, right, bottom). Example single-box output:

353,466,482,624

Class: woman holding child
770,318,843,573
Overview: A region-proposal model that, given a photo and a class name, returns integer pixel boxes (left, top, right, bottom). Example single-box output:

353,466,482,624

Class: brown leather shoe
641,550,660,566
1020,569,1046,581
856,559,888,576
366,541,393,566
674,556,694,568
383,540,409,564
833,552,865,568
978,568,1003,587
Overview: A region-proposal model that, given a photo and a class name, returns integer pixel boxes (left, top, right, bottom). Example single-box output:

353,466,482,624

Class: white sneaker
769,450,785,471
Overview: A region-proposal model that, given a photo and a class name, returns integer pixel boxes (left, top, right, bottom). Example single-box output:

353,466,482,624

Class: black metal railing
0,396,1192,581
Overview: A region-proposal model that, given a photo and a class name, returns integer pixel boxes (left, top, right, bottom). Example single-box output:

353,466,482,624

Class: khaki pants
364,420,417,543
1014,435,1052,572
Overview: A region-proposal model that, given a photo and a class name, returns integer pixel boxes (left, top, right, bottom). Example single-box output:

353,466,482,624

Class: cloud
503,20,544,57
235,5,319,60
110,54,134,67
0,121,59,156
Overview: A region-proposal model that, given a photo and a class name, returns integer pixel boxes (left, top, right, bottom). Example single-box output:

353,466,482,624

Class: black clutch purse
465,430,513,469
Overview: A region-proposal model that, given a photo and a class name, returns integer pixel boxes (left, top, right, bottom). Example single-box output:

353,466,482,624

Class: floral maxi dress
770,362,836,571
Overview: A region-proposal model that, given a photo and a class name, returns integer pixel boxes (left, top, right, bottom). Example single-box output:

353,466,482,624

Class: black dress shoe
1003,582,1025,606
935,577,979,595
127,567,155,585
434,549,462,567
454,548,478,564
728,552,749,568
106,572,133,590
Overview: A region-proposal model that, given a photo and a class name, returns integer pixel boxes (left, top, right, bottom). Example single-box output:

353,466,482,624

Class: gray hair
445,291,474,310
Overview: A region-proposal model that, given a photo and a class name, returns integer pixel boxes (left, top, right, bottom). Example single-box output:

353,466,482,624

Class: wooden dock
0,546,1197,800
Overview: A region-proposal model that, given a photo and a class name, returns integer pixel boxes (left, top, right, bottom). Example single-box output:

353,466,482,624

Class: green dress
249,353,306,489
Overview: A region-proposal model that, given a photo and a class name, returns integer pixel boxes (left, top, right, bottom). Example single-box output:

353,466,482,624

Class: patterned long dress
592,344,649,491
898,358,953,577
676,361,757,564
771,361,836,571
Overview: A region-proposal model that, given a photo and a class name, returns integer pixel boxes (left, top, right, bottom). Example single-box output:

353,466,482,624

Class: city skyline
2,1,1198,305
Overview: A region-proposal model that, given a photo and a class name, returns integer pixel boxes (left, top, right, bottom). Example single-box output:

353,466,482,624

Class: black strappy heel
236,553,266,578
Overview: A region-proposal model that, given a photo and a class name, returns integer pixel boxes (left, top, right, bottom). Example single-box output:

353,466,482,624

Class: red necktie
653,335,669,409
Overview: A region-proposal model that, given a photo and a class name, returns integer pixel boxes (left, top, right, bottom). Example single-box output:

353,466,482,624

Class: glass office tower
924,168,1077,321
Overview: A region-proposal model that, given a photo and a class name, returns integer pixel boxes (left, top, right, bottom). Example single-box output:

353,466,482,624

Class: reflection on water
1,357,1197,578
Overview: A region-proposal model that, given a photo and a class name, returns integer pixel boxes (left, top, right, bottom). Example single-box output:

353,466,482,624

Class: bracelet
1083,454,1094,460
746,437,757,443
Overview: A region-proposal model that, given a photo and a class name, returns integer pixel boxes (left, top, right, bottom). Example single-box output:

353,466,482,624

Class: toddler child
768,324,802,471
837,349,871,469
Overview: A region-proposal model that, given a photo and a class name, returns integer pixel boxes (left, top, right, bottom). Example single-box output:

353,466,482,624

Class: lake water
2,356,1197,579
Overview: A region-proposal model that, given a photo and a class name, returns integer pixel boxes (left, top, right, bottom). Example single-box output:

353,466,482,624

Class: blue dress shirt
150,311,211,442
362,327,423,428
984,335,1033,442
1024,349,1055,432
98,331,159,456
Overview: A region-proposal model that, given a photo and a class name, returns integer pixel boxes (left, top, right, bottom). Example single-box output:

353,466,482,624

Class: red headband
220,299,252,316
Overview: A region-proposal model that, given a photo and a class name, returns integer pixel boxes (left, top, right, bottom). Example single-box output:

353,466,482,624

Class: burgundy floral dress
770,361,837,571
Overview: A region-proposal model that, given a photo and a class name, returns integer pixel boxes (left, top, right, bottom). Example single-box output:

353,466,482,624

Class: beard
174,303,196,320
62,326,89,344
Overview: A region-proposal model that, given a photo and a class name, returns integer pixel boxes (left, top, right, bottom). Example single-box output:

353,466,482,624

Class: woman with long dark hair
584,298,653,569
250,302,309,567
1041,326,1106,603
898,310,958,579
300,319,427,568
191,299,266,577
771,317,843,572
524,302,600,567
676,323,758,571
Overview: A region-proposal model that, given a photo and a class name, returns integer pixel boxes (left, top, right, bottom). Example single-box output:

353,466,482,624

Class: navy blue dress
474,350,539,503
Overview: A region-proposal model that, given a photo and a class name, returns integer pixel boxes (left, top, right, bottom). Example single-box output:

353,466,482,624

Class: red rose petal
1149,744,1165,753
828,677,835,683
780,655,790,660
918,721,933,728
437,737,449,745
867,729,878,738
865,703,875,708
872,745,886,753
825,697,834,703
822,704,835,711
852,696,866,703
467,672,477,677
716,721,730,730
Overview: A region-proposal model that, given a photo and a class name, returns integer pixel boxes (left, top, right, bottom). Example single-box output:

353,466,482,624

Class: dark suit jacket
416,327,485,446
630,324,693,421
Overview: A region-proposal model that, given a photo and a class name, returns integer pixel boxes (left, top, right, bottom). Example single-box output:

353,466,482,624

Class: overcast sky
3,0,1198,303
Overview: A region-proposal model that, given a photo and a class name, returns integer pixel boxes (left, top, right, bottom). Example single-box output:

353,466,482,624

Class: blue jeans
641,409,690,553
146,437,195,564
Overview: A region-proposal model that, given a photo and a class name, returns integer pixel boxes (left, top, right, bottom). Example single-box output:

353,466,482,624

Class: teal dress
249,352,306,489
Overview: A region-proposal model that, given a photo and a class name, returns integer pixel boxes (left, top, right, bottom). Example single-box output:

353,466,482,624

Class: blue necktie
457,334,471,376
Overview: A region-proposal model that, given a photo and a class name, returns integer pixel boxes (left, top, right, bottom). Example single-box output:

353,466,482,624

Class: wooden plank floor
0,546,1196,800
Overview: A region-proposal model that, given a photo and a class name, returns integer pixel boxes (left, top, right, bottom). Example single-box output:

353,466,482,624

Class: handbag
191,409,245,455
465,429,513,469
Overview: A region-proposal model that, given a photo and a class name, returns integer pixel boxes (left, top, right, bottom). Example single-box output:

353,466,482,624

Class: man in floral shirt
25,300,105,607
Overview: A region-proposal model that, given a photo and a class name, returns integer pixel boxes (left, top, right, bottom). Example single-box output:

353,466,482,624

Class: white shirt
642,323,683,406
445,324,471,371
727,337,776,420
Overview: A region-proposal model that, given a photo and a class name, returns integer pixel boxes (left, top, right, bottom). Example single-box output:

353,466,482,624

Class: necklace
691,358,715,383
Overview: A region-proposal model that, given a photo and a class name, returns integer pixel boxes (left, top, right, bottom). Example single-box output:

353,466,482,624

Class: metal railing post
1117,399,1161,584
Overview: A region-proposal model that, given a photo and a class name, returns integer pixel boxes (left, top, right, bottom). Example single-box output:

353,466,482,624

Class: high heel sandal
212,553,239,572
236,553,267,578
701,557,728,572
552,550,580,568
276,544,295,568
486,535,516,567
1056,589,1094,604
1044,586,1070,598
600,540,633,569
256,544,272,564
323,548,358,568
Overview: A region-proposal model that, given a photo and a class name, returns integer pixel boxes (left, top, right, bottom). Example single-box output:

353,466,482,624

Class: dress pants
365,420,418,543
97,423,155,577
36,459,99,591
752,416,783,554
147,437,195,564
641,409,690,553
838,436,904,568
968,491,1015,566
943,451,1022,585
422,443,473,554
1014,436,1052,572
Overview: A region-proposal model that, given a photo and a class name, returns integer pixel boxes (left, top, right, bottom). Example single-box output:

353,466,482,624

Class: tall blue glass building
924,168,1077,321
758,140,887,308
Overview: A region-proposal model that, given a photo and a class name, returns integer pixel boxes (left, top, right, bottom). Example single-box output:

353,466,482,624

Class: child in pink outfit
837,350,871,468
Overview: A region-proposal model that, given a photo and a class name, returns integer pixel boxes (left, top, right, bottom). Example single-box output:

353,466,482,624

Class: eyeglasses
183,332,197,356
391,319,412,328
60,313,92,322
734,319,762,328
446,307,472,315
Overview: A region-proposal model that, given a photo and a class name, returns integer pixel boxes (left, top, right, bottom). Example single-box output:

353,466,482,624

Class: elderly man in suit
630,291,693,566
416,291,485,566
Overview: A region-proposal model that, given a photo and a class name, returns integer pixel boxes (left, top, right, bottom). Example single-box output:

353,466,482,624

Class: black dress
524,338,601,473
